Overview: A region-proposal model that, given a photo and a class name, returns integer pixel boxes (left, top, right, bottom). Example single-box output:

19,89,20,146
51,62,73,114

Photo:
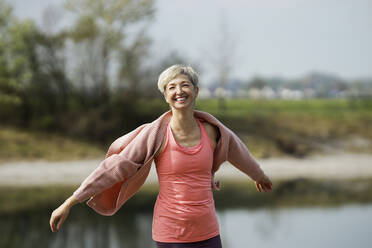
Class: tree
38,5,71,115
65,0,154,103
249,77,266,90
0,0,22,123
7,19,57,127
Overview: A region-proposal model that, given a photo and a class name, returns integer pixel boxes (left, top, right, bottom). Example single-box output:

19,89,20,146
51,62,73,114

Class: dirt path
0,152,371,186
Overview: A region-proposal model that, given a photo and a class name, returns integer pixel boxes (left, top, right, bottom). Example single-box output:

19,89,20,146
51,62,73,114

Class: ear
195,86,199,98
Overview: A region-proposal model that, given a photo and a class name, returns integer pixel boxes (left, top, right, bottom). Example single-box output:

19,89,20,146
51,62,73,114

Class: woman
49,64,272,247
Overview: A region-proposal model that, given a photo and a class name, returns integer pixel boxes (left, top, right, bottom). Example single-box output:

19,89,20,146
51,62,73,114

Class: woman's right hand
255,174,273,192
49,195,78,232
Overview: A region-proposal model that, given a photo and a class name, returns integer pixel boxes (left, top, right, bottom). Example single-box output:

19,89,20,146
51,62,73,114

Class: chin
171,102,194,110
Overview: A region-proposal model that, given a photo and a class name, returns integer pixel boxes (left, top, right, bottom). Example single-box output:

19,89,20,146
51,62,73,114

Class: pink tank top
152,118,220,243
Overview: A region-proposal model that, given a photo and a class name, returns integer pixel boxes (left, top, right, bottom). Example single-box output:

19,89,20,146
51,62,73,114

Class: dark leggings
155,235,222,248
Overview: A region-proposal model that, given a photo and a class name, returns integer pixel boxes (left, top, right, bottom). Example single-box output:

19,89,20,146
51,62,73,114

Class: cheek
164,93,172,103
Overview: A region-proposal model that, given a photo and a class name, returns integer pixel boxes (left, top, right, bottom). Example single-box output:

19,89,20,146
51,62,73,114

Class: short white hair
157,64,199,94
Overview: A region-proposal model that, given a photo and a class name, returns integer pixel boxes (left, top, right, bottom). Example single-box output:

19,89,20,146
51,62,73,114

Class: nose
176,85,183,94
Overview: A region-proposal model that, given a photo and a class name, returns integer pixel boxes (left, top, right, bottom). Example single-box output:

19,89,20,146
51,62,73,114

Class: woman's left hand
255,174,272,192
211,174,221,191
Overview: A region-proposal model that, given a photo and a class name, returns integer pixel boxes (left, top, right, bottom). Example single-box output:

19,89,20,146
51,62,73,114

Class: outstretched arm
49,194,79,232
227,129,273,192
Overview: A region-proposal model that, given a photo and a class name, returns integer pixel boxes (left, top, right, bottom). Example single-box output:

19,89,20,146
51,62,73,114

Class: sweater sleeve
73,152,142,203
105,124,148,158
226,129,265,181
73,124,149,203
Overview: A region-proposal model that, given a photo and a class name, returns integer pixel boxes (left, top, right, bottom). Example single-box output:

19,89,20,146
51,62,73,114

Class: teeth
175,97,186,101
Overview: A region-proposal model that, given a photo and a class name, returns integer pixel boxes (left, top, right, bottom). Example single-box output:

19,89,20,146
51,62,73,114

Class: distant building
205,72,372,100
279,88,304,100
304,88,316,98
214,87,231,98
236,89,250,98
198,87,212,99
261,86,276,99
247,88,262,99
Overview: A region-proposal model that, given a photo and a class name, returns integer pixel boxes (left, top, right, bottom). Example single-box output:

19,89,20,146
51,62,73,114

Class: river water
1,204,371,248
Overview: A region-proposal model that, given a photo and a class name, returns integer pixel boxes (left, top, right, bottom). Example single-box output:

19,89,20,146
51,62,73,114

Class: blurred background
0,0,371,247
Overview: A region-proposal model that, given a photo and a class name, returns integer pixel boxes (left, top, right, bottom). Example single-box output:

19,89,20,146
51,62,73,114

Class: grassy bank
1,178,372,215
0,126,105,162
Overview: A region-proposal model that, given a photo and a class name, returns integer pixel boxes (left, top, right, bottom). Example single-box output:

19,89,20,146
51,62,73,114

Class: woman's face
164,74,199,110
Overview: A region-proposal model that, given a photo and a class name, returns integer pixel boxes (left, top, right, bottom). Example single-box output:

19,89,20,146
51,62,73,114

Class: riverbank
0,152,372,214
1,152,371,186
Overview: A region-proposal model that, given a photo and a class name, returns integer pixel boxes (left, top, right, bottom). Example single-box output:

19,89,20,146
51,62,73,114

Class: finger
215,180,221,191
268,179,273,187
269,182,273,191
255,182,261,192
57,218,64,231
50,214,56,232
211,181,217,190
49,213,55,232
266,183,273,192
259,183,265,192
265,183,272,192
267,180,273,188
57,215,66,230
264,182,272,192
262,182,270,192
212,180,221,191
261,184,268,192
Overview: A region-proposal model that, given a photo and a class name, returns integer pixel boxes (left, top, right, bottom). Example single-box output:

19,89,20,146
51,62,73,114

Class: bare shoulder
201,122,220,147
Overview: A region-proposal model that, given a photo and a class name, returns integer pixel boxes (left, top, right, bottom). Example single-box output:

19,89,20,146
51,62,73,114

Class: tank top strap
197,118,214,151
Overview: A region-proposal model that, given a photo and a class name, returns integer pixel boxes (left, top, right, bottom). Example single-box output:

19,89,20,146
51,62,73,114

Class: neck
170,108,197,133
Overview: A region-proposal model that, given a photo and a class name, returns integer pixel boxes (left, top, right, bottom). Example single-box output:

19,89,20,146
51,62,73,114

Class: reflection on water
1,204,371,248
0,209,155,248
219,204,372,248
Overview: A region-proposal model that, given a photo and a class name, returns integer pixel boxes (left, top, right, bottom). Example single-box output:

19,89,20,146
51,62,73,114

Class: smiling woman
49,64,272,248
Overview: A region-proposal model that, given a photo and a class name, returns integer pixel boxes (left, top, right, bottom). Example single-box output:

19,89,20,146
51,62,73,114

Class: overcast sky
11,0,372,84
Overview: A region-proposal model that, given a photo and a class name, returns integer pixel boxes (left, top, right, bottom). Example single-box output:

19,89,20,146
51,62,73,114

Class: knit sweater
73,110,265,216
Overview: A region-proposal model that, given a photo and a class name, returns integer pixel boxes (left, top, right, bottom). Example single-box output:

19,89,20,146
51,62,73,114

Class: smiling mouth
174,96,187,102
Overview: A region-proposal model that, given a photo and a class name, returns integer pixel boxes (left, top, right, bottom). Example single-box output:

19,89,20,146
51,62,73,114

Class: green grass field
196,98,372,157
